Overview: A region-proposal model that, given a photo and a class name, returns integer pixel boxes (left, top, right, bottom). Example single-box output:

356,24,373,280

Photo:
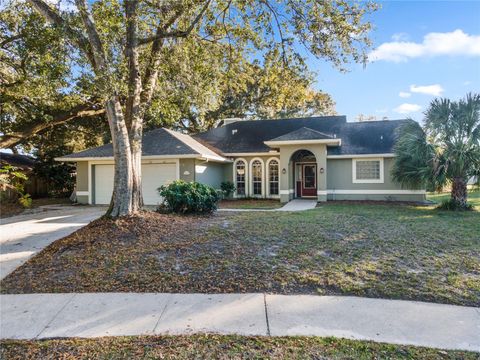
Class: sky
306,0,480,123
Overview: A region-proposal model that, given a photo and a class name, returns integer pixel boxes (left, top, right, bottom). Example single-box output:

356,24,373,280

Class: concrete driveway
0,206,105,280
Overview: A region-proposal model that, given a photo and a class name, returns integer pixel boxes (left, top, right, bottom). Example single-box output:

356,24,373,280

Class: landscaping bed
1,335,477,359
1,202,478,306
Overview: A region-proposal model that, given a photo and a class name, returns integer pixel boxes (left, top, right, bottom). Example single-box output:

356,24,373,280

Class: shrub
18,194,32,208
437,198,473,211
220,181,236,198
158,180,221,214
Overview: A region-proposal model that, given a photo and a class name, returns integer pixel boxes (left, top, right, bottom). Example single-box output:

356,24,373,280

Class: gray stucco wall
76,161,88,192
195,160,225,189
179,159,195,182
326,157,425,201
327,158,400,190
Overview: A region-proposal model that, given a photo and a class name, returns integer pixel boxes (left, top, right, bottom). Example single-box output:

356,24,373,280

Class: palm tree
392,93,480,209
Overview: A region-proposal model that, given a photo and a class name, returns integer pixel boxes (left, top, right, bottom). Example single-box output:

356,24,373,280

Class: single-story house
56,116,426,205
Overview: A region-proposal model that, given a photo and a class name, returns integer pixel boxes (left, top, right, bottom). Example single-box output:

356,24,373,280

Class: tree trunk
104,96,135,217
451,177,468,208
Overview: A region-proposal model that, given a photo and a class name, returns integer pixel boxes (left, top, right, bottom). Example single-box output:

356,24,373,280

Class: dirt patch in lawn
1,203,479,306
1,335,477,360
219,199,282,209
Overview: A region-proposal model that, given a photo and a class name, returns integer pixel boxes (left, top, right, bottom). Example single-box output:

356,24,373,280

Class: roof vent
221,118,244,126
232,129,238,135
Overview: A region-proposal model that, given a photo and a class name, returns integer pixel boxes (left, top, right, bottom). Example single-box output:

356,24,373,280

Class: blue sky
306,0,480,123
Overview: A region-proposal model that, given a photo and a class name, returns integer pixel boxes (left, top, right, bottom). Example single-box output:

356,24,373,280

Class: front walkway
0,293,478,351
0,206,105,280
219,199,317,212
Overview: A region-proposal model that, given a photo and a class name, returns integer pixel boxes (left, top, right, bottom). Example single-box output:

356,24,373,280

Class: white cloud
368,29,480,62
394,103,422,114
410,84,444,96
391,32,409,42
399,91,411,98
463,80,472,86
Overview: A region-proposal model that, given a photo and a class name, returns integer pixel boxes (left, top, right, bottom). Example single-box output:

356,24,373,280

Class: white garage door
94,163,177,205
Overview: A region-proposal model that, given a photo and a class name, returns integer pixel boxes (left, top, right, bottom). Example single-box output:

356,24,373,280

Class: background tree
0,2,105,150
10,0,377,217
392,93,480,209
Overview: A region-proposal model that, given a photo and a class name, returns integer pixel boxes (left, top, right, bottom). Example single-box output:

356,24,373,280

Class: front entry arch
290,150,317,199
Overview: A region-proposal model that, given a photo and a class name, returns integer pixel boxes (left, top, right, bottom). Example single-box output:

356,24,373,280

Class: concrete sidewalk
0,206,104,280
1,293,478,352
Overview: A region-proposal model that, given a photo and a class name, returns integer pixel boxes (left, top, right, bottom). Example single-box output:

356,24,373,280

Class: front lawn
1,202,478,306
1,335,477,359
427,188,480,209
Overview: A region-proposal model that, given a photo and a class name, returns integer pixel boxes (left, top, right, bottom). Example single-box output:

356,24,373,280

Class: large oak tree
7,0,377,217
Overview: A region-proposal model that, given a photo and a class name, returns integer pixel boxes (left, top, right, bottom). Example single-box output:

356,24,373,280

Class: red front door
301,164,317,197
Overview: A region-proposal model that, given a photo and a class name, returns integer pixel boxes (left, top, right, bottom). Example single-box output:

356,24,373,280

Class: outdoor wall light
319,167,325,174
282,168,286,174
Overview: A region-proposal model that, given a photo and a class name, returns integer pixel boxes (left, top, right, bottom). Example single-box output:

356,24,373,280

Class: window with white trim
268,159,279,196
235,160,246,196
352,158,384,183
252,160,263,195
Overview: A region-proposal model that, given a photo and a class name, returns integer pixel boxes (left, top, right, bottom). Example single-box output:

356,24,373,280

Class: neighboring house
56,116,426,205
0,152,48,198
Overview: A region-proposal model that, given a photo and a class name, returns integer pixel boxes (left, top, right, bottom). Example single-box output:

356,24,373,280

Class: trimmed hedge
158,180,220,214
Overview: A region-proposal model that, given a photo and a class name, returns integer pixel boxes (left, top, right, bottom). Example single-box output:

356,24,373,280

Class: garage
93,162,177,205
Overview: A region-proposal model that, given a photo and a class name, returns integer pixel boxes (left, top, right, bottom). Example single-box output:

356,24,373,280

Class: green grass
1,201,478,306
427,188,480,209
1,335,477,360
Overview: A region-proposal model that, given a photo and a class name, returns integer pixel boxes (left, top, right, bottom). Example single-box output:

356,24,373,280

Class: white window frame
249,157,265,197
352,158,384,184
266,157,280,198
233,158,248,198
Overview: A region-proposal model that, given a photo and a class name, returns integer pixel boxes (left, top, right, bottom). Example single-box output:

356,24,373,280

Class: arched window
251,159,263,196
268,159,279,196
235,160,246,196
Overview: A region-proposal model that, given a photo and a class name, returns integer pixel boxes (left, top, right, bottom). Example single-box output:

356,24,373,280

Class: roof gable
268,127,334,142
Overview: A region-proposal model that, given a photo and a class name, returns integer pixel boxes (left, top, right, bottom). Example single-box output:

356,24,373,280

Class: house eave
55,154,229,163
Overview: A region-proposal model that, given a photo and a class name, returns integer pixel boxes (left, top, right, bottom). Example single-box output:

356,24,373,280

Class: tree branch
74,0,108,72
137,0,211,45
26,0,96,66
0,103,105,148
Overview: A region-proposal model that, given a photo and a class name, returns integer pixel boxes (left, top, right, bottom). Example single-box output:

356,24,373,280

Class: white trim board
327,153,395,159
327,190,426,195
223,152,279,157
56,154,230,163
76,191,89,196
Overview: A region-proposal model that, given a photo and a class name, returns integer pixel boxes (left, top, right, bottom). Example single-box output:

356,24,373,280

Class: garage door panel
93,163,177,205
142,163,177,205
94,164,114,205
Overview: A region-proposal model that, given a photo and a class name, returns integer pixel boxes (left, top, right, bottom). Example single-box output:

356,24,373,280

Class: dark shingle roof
268,127,334,142
58,128,219,159
0,152,36,170
194,116,408,155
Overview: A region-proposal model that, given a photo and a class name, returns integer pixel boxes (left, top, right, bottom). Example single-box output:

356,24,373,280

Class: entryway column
313,145,327,202
279,147,293,203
